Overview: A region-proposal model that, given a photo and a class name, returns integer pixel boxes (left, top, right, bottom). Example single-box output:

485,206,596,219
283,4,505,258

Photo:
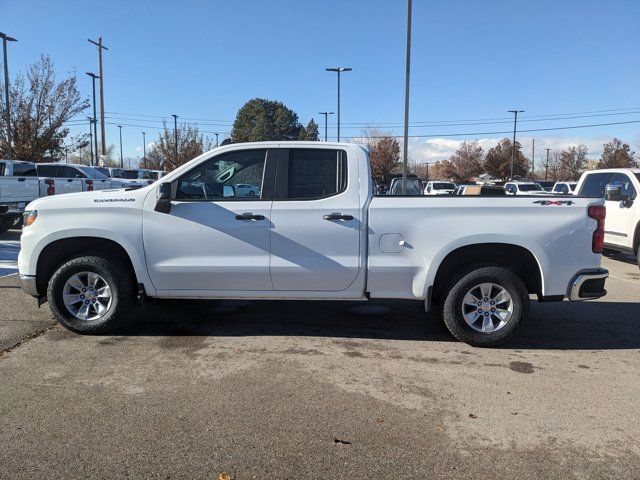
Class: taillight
45,179,55,196
588,205,606,253
86,180,94,191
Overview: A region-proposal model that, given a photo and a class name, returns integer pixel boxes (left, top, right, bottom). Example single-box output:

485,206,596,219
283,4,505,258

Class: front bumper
19,274,39,298
567,268,608,301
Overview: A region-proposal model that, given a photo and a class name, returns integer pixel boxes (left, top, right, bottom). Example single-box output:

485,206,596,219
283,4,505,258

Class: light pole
171,114,178,162
142,131,147,169
215,133,219,148
325,67,351,142
401,0,412,195
545,148,550,181
318,112,334,142
87,116,94,165
86,72,100,166
117,125,123,168
508,109,524,180
88,37,108,156
1,32,17,160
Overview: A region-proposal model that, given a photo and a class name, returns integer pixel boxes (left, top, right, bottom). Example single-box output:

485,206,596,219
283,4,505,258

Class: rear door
269,147,362,292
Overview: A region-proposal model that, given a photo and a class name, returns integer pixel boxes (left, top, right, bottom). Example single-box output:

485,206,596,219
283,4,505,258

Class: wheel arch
35,236,141,297
429,242,543,306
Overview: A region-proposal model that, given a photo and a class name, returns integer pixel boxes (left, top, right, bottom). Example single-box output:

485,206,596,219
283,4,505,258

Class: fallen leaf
468,414,477,419
374,418,384,423
332,436,352,445
218,473,232,480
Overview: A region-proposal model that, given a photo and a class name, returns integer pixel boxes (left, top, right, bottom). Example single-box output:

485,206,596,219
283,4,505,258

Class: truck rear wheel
47,254,136,334
441,266,529,347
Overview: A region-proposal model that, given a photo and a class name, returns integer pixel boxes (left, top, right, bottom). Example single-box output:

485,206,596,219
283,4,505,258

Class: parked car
424,181,457,195
552,181,577,195
388,176,424,195
575,168,640,266
537,180,556,192
124,169,156,186
95,167,144,189
0,160,40,233
234,183,261,197
504,182,547,195
19,141,608,347
456,185,506,196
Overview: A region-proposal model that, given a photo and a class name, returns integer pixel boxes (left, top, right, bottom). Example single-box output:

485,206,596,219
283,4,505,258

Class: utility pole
142,131,147,169
1,32,17,160
325,67,351,142
87,117,94,165
318,112,334,142
545,148,550,181
117,125,123,168
531,139,535,179
172,114,178,162
425,162,429,182
215,133,219,148
508,109,524,180
88,37,108,157
401,0,412,195
86,72,100,166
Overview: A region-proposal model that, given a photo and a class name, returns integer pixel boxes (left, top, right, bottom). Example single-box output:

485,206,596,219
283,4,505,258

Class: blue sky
4,0,640,164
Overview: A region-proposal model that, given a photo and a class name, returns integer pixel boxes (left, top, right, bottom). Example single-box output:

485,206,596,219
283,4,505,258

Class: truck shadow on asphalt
112,297,640,350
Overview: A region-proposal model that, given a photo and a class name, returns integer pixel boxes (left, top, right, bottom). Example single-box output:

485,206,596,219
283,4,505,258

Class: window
63,166,86,178
579,172,613,197
285,149,345,199
36,165,62,177
177,149,267,201
12,162,37,176
77,166,109,179
433,182,455,190
609,173,637,200
518,184,543,192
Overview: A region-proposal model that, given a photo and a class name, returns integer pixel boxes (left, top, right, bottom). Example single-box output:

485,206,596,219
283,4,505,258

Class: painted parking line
0,239,20,277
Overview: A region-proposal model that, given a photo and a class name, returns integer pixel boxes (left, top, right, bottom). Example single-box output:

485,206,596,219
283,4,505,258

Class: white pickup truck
18,142,609,346
575,168,640,266
0,160,40,233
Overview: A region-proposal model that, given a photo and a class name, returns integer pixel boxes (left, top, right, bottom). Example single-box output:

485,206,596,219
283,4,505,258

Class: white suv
504,182,547,195
552,181,577,195
424,181,456,195
575,168,640,266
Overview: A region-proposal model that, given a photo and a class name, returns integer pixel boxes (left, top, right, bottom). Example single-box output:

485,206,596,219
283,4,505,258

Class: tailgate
0,177,39,205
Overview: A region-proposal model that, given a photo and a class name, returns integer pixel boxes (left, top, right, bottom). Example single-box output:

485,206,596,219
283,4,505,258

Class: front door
143,148,276,292
269,147,362,292
604,172,637,249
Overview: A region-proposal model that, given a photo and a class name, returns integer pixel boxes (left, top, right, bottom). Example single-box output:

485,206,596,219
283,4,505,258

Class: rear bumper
567,268,608,301
19,274,39,297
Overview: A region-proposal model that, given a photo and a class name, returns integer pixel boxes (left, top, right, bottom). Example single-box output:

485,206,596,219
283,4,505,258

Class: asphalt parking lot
1,229,639,479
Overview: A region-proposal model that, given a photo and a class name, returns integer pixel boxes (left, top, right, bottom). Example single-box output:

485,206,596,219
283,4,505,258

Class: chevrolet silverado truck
575,168,640,267
18,142,609,346
0,160,40,233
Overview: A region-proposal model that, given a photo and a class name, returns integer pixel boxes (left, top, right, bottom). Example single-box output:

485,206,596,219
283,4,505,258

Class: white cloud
409,135,619,164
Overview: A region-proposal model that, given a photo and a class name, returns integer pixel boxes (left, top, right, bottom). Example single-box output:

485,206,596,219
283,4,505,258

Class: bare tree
559,144,588,180
443,140,484,182
147,122,212,171
0,54,89,161
598,138,638,168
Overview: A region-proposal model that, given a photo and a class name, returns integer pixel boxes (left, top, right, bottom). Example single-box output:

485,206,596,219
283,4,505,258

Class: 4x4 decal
533,200,574,206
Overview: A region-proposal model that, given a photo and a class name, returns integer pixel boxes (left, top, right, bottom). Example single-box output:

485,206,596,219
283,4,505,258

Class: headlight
23,210,38,227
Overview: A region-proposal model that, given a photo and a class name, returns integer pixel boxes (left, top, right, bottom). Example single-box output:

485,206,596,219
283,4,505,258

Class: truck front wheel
47,254,136,334
441,266,529,347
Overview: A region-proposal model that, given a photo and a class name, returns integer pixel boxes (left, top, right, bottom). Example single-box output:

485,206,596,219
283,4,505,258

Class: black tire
47,254,136,334
441,266,529,347
636,244,640,269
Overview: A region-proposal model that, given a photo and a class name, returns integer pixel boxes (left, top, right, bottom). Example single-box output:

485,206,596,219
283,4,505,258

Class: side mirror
154,182,173,213
604,184,623,202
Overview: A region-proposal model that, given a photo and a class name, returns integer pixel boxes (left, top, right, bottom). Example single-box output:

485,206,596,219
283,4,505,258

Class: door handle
323,213,354,221
67,179,73,182
17,178,25,182
235,213,265,221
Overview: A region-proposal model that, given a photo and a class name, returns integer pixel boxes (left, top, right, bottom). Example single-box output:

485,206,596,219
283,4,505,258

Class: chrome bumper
19,275,39,297
567,268,608,301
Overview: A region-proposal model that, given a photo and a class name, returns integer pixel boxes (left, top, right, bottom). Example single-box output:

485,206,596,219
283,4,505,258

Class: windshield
390,178,423,195
95,167,110,177
137,170,155,180
518,184,543,191
123,170,139,179
433,182,455,190
78,166,109,179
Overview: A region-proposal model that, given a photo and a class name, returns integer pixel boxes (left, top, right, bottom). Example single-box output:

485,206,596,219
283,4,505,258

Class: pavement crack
0,323,57,358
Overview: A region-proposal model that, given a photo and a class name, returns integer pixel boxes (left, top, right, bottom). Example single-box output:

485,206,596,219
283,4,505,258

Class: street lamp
86,116,94,165
401,0,412,195
86,72,100,166
117,125,123,168
141,131,147,169
171,114,178,162
508,109,524,180
325,67,351,142
1,32,17,160
318,112,334,142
